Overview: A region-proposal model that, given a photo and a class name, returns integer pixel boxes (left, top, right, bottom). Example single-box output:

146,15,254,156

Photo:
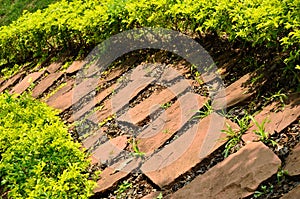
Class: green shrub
0,92,96,198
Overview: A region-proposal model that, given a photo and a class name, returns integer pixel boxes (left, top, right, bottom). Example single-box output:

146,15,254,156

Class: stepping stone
46,79,74,102
213,73,255,110
66,61,85,74
141,113,239,187
46,62,62,73
284,143,300,176
280,185,300,199
68,83,117,123
47,88,74,112
242,93,300,143
137,92,207,154
92,135,128,164
0,72,25,93
118,79,191,125
31,72,63,98
82,128,105,149
10,71,44,94
88,100,113,124
94,158,140,193
171,142,281,199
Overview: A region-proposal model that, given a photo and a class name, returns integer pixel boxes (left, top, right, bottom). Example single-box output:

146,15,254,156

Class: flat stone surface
92,136,128,164
45,79,74,103
118,79,191,125
10,71,44,94
32,72,63,98
66,61,85,74
137,92,207,154
0,72,25,93
141,113,239,187
213,73,254,110
68,83,117,123
82,128,105,149
88,100,113,124
46,62,62,73
171,142,281,199
242,93,300,143
281,185,300,199
94,158,140,193
284,143,300,176
47,89,73,111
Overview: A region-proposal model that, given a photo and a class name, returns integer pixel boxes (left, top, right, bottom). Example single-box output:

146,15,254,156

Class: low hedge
0,93,96,198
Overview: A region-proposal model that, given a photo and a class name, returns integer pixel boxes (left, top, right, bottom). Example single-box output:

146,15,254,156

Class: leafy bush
0,0,299,76
0,93,96,198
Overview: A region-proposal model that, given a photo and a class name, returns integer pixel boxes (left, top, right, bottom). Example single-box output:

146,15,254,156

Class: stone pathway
0,60,299,199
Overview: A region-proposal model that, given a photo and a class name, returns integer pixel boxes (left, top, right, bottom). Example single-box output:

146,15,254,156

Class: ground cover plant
0,0,298,84
0,93,96,198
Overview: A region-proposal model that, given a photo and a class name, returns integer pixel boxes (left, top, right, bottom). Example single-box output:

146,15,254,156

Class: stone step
170,142,281,199
82,128,105,149
10,71,44,94
280,185,300,199
66,61,85,74
213,73,255,110
68,82,118,123
284,143,300,176
242,93,300,143
118,79,191,125
141,113,239,187
0,72,25,93
32,72,63,98
137,92,207,154
45,79,74,104
46,62,62,73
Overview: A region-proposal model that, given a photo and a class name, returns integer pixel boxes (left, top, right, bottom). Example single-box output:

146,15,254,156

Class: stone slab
45,79,74,103
0,72,25,93
32,72,63,98
137,92,207,154
284,143,300,176
118,79,191,125
92,135,128,164
66,61,85,74
10,71,44,94
171,142,281,199
46,62,62,73
141,113,239,187
280,185,300,199
82,128,105,149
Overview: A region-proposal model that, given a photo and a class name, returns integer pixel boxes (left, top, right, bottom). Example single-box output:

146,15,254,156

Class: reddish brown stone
66,61,85,74
92,136,128,164
46,62,62,73
45,79,74,103
82,128,105,149
94,158,140,193
10,71,44,94
141,113,239,187
88,100,113,124
137,92,208,154
68,83,117,123
118,79,191,125
242,93,300,143
213,73,254,110
47,89,73,111
284,143,300,176
0,72,25,93
171,142,281,199
0,78,4,86
280,185,300,199
32,72,63,98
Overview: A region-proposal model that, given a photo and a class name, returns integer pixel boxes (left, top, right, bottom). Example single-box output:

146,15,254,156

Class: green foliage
114,180,132,199
0,0,299,79
254,184,274,198
0,93,96,198
128,138,145,157
194,101,213,119
160,102,172,109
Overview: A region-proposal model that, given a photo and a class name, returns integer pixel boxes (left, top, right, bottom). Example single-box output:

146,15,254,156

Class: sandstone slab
280,185,300,199
0,72,25,93
82,128,105,149
284,143,300,176
32,72,63,98
171,142,281,199
10,71,44,94
118,79,191,125
66,61,85,74
46,62,62,73
137,92,207,154
46,79,74,103
141,113,238,187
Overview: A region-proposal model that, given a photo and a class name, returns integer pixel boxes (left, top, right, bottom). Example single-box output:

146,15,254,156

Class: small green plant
160,102,172,109
222,123,242,158
254,184,274,198
263,89,288,109
277,169,288,184
250,116,277,146
162,129,170,134
194,101,213,119
114,180,132,199
128,138,145,157
99,114,115,127
156,192,163,199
